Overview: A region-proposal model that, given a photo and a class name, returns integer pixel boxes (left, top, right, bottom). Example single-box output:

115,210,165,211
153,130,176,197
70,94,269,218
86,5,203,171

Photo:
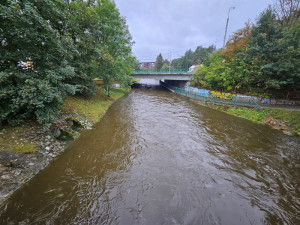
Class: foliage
247,8,300,94
154,53,164,70
93,0,134,97
190,5,299,98
171,45,216,70
227,108,268,123
221,22,251,58
268,108,300,134
225,107,300,135
273,0,300,26
61,88,127,123
0,0,134,125
161,63,170,70
0,0,77,125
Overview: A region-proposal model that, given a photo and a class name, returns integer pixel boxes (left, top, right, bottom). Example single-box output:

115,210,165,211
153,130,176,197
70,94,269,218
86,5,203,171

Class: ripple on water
0,88,299,225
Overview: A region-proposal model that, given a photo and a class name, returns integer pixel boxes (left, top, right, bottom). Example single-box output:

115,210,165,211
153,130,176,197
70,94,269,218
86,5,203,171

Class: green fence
162,82,261,108
133,69,189,74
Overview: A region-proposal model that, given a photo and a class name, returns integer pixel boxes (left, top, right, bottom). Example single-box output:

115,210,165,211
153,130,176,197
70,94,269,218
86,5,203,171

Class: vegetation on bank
0,88,127,154
191,2,300,99
214,106,300,135
0,0,135,126
0,121,40,154
61,88,127,123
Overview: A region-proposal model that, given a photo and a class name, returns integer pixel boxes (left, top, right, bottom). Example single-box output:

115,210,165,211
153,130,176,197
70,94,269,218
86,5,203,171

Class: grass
61,88,127,123
132,78,140,82
0,121,40,154
227,107,269,123
222,107,300,135
268,109,300,134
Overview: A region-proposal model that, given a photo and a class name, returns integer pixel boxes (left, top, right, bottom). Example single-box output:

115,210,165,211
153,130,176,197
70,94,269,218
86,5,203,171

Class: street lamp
223,6,235,48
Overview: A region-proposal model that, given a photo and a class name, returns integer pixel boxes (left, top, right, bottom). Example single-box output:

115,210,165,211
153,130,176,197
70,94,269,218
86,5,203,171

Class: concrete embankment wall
162,81,300,107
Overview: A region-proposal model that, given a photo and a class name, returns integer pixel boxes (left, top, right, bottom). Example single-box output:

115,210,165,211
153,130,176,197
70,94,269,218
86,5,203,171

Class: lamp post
223,6,235,48
168,50,172,73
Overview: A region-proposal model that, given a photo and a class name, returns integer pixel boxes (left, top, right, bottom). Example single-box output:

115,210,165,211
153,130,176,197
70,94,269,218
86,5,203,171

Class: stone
14,170,22,176
1,174,11,179
283,131,292,136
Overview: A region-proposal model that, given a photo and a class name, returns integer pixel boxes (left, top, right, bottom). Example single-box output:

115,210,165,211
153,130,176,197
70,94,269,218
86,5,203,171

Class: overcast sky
114,0,275,62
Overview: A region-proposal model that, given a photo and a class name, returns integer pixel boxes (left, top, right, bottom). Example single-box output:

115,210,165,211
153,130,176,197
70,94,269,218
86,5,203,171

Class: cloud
115,0,274,61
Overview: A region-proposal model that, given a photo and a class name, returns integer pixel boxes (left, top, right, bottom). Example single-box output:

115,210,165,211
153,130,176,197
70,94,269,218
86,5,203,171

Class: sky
114,0,275,62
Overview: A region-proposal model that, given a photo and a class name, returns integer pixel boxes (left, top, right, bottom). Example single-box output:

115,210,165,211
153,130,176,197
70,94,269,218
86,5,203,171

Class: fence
133,69,189,74
161,82,261,108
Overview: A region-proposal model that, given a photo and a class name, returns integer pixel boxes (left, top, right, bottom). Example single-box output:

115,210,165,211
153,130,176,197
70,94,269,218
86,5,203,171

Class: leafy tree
172,45,216,70
0,0,77,125
161,63,170,70
64,0,99,96
134,58,141,70
222,22,251,58
248,8,299,93
191,66,208,87
94,0,134,96
154,53,164,70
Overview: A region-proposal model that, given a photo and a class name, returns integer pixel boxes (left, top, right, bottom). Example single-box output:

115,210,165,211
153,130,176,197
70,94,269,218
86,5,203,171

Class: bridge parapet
133,69,190,74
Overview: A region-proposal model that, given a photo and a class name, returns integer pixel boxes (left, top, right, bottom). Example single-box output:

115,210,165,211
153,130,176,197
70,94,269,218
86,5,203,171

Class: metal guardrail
133,69,189,74
162,82,261,108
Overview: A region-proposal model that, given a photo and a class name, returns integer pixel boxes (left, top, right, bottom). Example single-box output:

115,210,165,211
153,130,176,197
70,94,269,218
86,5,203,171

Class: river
0,86,299,224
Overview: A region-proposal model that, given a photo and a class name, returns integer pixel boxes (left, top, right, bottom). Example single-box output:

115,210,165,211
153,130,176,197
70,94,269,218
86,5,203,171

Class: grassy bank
0,88,127,154
61,88,127,123
215,106,300,135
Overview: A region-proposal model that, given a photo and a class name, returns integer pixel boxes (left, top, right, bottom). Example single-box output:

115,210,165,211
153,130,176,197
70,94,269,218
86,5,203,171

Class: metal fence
162,82,261,108
133,69,189,74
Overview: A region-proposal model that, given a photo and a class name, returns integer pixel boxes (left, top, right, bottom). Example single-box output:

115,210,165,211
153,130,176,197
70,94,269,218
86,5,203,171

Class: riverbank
189,98,300,136
0,88,127,206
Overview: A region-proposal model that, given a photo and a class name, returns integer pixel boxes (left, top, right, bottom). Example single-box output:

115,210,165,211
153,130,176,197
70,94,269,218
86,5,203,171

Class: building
188,65,203,72
140,62,155,69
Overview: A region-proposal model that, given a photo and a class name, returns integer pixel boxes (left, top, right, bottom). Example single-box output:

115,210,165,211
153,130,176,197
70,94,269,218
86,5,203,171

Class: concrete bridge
131,72,192,81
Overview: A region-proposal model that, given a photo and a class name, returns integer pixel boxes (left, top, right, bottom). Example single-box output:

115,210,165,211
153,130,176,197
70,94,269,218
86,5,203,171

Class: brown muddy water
0,86,299,225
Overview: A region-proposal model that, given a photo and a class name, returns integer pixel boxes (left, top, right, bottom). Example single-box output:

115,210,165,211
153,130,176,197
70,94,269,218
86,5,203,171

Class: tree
65,0,99,96
134,58,141,70
154,53,164,70
191,66,208,87
222,22,251,58
273,0,300,26
247,8,297,93
94,0,134,96
0,0,77,125
161,63,169,71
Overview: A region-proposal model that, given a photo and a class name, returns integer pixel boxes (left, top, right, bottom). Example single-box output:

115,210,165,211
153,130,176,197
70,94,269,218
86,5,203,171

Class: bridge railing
133,69,189,74
161,82,261,108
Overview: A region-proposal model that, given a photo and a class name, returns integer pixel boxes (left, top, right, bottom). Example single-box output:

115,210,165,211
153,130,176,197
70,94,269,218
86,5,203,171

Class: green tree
64,0,99,96
161,63,169,71
248,8,300,94
94,0,134,96
0,0,77,125
154,53,164,70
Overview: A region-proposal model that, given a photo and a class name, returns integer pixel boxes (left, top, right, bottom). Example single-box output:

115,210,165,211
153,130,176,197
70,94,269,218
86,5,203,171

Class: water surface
1,87,299,224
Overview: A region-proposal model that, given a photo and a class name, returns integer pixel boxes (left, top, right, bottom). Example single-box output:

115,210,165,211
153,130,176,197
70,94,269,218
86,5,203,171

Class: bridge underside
131,73,191,81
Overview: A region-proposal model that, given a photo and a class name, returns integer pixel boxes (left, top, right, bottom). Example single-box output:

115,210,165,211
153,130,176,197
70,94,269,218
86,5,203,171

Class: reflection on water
0,87,299,225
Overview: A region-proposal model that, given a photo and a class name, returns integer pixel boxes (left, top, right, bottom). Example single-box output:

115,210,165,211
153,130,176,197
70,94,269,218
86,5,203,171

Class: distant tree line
0,0,135,126
151,46,216,71
191,0,300,98
171,45,216,70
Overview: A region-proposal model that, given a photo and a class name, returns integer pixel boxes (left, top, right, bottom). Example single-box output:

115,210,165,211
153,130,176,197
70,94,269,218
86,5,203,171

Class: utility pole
223,6,235,48
168,50,172,73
